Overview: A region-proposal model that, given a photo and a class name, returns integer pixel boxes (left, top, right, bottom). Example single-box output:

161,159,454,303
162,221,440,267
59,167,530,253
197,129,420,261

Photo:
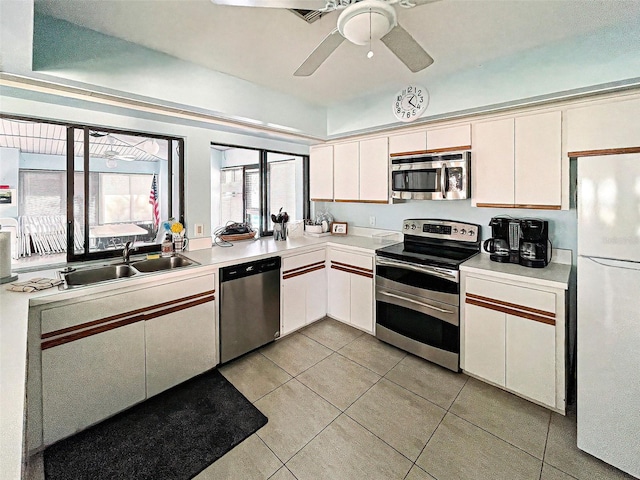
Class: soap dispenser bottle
161,233,174,257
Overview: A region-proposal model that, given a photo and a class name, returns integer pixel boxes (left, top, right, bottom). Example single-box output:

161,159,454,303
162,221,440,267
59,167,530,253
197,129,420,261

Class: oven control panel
403,219,479,243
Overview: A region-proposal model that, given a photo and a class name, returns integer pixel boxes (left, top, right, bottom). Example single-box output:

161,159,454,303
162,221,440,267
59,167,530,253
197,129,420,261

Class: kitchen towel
7,277,63,292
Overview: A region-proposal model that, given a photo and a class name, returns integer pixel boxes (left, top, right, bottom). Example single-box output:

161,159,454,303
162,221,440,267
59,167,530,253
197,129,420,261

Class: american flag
149,174,159,231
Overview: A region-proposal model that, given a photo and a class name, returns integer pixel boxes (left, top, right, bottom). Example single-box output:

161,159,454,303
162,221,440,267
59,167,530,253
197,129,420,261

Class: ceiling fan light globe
337,0,396,45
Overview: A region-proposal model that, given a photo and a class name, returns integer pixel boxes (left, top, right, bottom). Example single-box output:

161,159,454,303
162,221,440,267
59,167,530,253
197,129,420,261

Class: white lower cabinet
36,272,216,446
326,247,374,333
281,249,327,336
41,322,146,445
462,273,564,411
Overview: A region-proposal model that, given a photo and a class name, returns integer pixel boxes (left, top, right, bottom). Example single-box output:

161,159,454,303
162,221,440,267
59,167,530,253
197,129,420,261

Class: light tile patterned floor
209,317,634,480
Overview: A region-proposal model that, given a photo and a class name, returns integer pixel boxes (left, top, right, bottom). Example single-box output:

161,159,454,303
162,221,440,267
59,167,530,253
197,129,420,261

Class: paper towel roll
0,231,12,279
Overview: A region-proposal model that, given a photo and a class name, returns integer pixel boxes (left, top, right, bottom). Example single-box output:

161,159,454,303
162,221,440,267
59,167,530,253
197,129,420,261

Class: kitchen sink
59,254,198,288
130,255,194,272
62,264,137,286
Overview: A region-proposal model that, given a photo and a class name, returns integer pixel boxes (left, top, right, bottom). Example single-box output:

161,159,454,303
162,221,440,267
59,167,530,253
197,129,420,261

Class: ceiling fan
210,0,435,76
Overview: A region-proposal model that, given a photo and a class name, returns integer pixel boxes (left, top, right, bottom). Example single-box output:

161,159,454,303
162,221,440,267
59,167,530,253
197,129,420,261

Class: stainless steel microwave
390,151,470,200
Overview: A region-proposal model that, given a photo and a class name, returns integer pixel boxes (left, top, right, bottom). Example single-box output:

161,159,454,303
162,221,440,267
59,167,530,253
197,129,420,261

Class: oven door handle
440,165,447,199
378,290,455,314
376,257,459,282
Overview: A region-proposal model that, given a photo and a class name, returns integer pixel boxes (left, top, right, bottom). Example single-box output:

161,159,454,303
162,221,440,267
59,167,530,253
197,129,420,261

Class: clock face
393,85,429,122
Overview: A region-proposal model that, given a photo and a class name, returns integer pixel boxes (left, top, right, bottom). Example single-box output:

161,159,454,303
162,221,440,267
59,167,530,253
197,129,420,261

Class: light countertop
0,233,397,480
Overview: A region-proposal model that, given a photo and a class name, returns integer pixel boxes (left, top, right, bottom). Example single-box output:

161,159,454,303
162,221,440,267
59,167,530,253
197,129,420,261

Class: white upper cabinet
359,137,389,202
472,118,515,206
566,96,640,153
426,124,472,152
309,145,334,201
472,111,562,209
333,142,360,201
388,130,426,155
514,111,562,207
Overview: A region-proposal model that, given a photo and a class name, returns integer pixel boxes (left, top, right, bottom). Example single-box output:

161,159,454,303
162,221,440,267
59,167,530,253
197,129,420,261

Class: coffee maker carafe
483,217,520,263
519,219,552,268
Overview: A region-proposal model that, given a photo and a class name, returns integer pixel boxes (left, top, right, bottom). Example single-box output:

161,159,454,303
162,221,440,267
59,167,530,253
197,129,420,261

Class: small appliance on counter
483,216,551,268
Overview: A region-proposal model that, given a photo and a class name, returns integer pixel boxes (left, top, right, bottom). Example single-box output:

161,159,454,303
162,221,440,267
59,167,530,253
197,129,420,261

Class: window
212,145,308,235
0,116,184,267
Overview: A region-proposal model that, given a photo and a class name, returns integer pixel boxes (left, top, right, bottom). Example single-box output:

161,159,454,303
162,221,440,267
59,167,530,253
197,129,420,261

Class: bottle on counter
161,233,174,257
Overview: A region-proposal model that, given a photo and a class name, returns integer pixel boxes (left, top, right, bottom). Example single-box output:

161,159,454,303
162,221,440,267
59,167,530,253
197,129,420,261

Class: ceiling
33,0,640,108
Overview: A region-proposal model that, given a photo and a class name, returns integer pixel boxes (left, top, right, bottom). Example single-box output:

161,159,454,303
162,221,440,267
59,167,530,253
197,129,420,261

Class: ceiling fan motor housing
337,0,397,45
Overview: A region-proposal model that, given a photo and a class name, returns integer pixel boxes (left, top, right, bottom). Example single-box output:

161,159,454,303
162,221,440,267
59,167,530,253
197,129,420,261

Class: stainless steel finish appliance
390,151,470,200
219,256,281,363
375,219,480,371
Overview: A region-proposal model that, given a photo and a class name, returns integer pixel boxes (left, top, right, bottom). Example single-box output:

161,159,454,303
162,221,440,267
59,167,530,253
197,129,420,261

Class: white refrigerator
577,154,640,478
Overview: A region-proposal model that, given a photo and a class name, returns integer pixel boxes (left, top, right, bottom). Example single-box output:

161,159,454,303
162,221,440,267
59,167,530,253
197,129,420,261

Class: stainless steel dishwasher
219,256,281,363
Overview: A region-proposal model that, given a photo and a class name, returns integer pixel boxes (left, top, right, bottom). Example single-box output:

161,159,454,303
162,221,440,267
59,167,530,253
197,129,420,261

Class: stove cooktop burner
375,219,481,269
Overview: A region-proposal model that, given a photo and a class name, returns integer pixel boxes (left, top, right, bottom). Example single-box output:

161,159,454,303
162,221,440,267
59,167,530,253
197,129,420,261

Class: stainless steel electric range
375,219,481,372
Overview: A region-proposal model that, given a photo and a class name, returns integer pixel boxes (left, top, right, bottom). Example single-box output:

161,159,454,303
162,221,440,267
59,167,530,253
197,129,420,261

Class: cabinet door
145,301,216,397
42,322,146,445
426,124,471,152
327,266,351,322
306,267,327,323
463,304,505,386
359,137,389,202
515,111,562,207
388,131,426,155
350,272,374,333
310,145,334,201
472,118,515,207
282,273,308,336
566,97,640,152
506,315,556,407
333,142,359,201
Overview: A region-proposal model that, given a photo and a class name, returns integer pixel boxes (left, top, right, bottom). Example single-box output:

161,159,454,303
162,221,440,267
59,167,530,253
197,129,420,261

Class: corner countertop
0,233,398,480
460,252,572,290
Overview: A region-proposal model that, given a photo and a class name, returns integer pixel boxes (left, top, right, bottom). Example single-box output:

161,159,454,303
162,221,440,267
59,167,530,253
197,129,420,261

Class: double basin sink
59,255,197,288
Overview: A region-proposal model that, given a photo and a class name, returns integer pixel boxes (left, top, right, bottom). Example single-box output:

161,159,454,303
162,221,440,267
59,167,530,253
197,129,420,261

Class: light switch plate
194,223,204,236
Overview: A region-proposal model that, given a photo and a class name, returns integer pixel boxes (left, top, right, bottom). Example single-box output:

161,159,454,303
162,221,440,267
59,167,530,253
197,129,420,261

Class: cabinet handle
378,290,454,314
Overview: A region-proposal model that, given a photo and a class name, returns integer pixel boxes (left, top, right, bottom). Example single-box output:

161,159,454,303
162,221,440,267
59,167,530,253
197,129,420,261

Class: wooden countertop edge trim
568,147,640,157
41,289,216,340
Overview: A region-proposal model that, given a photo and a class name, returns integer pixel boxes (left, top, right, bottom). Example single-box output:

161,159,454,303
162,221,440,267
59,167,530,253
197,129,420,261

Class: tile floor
200,317,635,480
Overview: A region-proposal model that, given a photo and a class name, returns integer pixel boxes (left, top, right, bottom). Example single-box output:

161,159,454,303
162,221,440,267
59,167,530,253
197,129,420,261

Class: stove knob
460,228,466,235
404,224,410,230
411,224,417,230
452,227,458,233
468,230,475,236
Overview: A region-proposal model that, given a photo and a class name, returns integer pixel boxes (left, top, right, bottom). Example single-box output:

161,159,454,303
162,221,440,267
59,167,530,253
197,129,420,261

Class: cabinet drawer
466,276,556,317
328,249,373,271
282,249,326,277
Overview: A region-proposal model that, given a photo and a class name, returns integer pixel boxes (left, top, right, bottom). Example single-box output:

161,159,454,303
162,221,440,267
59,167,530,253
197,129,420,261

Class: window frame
0,114,184,264
213,143,310,237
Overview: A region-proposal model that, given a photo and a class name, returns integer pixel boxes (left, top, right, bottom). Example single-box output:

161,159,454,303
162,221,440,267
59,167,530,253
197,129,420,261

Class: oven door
375,257,461,371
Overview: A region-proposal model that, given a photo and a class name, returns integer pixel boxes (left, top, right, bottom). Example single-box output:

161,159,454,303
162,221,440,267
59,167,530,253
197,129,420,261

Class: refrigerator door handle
583,255,640,271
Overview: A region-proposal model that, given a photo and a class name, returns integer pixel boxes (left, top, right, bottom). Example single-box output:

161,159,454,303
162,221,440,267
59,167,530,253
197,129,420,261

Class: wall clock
393,85,429,122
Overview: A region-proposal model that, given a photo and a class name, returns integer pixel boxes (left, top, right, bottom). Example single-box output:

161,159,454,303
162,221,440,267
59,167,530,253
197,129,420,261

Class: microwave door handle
440,165,447,198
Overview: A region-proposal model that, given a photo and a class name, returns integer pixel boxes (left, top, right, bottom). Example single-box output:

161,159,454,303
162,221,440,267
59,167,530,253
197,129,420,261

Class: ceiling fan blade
381,23,434,73
210,0,327,9
294,29,345,77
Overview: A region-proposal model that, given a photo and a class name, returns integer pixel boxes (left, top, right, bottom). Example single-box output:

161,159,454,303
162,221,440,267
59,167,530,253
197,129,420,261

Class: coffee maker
483,216,521,264
519,219,552,268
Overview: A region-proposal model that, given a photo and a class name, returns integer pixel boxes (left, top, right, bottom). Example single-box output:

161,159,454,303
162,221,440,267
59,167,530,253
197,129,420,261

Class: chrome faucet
123,241,137,263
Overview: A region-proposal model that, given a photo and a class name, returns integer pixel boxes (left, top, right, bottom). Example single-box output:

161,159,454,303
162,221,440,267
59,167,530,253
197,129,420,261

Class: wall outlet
369,216,376,227
194,223,204,236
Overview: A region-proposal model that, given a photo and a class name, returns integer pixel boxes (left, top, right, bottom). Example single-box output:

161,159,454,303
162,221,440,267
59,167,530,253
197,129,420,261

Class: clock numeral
397,95,402,101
